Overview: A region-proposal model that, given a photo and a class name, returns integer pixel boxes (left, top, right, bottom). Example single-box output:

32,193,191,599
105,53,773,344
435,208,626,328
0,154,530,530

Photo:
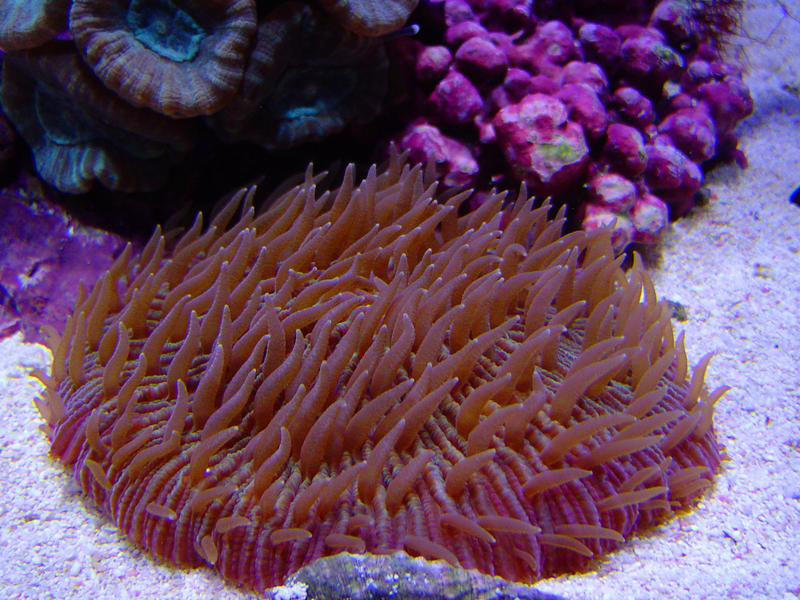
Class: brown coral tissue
36,152,723,592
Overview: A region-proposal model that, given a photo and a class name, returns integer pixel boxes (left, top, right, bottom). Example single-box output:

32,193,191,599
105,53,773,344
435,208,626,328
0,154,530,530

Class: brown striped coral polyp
38,151,722,591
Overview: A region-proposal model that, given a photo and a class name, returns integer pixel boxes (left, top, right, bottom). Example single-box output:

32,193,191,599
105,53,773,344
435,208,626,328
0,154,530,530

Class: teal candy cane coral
208,2,389,149
315,0,419,35
0,41,198,192
69,0,257,117
0,0,402,192
0,0,69,50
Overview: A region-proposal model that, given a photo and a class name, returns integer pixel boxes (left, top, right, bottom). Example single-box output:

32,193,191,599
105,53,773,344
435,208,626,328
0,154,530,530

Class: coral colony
0,0,396,192
0,0,744,596
36,154,723,594
0,1,751,248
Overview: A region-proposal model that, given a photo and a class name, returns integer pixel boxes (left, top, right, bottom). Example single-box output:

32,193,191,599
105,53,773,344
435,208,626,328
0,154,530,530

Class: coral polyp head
208,2,388,148
40,152,721,592
69,0,257,117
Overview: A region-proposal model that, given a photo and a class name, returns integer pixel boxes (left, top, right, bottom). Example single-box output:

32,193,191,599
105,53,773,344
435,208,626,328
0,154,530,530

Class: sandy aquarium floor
1,1,799,599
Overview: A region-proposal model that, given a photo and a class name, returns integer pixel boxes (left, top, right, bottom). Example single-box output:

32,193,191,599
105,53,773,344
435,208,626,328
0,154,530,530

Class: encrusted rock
282,552,569,600
493,93,589,194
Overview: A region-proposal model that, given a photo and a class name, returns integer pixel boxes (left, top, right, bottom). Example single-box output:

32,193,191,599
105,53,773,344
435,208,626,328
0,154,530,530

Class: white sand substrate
1,1,798,598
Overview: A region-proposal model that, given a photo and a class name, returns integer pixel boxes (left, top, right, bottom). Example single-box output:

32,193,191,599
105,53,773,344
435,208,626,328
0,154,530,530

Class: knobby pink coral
36,153,722,592
391,0,752,250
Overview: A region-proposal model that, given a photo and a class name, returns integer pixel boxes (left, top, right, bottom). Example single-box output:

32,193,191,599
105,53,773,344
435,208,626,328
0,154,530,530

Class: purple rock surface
382,0,752,250
603,122,648,178
0,174,129,343
493,93,589,194
429,70,484,124
398,120,480,186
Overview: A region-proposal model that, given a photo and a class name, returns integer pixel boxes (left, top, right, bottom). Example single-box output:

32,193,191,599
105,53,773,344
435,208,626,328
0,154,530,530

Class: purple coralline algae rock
416,45,453,83
381,0,752,250
560,60,608,97
619,28,685,88
483,0,534,32
611,86,656,129
556,83,608,141
493,93,589,194
0,175,128,342
631,192,670,244
604,122,647,178
650,0,698,44
645,142,703,215
587,172,637,213
454,36,509,84
582,170,669,249
398,120,480,186
429,70,484,124
513,20,581,76
444,0,476,26
695,78,754,138
502,67,537,102
445,20,488,45
658,106,717,162
578,22,621,69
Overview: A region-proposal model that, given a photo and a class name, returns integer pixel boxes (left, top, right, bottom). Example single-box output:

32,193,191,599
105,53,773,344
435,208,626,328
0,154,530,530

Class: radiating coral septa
207,2,388,148
0,0,70,51
316,0,419,36
41,152,721,593
0,42,197,192
69,0,257,117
